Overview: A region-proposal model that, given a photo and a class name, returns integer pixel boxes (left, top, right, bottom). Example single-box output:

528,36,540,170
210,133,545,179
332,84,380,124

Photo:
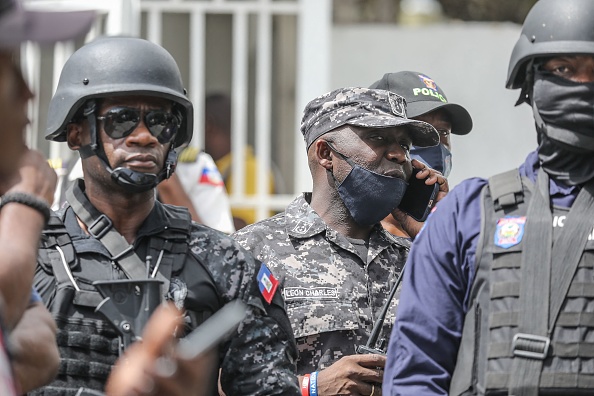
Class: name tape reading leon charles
283,287,339,301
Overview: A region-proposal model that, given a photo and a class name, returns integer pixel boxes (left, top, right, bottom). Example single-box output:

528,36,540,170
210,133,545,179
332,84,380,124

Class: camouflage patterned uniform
34,180,299,395
233,193,409,374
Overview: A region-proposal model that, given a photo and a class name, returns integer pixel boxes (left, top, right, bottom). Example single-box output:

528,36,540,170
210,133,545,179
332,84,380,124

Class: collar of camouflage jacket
285,194,407,262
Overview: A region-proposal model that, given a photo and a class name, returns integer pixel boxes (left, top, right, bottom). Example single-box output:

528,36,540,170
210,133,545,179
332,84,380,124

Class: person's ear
314,139,333,171
66,123,85,150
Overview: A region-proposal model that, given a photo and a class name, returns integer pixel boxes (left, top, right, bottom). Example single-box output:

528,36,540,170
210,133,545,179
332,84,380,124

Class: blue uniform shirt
383,151,580,396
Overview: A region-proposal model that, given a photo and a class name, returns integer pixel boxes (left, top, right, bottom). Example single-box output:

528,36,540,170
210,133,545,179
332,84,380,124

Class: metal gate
23,0,331,224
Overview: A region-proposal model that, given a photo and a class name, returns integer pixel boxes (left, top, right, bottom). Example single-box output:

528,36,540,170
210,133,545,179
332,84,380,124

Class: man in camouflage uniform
33,36,299,396
233,87,446,396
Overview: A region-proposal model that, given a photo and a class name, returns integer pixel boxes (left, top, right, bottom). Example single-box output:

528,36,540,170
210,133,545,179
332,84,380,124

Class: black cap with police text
370,71,473,135
0,0,95,49
300,87,439,149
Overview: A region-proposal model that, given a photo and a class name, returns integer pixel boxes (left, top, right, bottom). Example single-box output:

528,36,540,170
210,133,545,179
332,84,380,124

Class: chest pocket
287,301,359,339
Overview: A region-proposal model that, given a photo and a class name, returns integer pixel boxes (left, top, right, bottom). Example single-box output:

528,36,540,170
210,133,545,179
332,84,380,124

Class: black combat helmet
506,0,594,90
46,36,193,147
46,36,194,192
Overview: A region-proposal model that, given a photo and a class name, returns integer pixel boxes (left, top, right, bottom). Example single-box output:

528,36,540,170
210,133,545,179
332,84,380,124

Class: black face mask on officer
410,144,452,178
532,69,594,185
326,142,408,226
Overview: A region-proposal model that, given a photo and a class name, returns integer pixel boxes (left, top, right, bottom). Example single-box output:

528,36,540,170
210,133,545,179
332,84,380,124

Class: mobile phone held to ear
398,168,439,222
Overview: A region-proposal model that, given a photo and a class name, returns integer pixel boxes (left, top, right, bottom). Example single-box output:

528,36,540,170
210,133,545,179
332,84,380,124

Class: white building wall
330,22,537,187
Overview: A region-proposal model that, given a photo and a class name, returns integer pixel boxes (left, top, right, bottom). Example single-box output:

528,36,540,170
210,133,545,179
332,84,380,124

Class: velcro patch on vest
283,287,339,301
494,216,526,248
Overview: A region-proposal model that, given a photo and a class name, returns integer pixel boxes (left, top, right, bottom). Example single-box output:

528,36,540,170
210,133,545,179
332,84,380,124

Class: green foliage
438,0,538,23
333,0,538,24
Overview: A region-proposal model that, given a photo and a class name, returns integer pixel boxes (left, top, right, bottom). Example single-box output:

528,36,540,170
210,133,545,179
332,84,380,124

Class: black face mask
326,142,408,226
410,144,452,178
532,70,594,152
532,70,594,185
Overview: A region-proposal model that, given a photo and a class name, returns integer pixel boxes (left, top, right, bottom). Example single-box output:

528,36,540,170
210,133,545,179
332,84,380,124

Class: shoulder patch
47,158,63,170
178,146,199,163
257,264,279,304
199,166,224,186
494,216,526,248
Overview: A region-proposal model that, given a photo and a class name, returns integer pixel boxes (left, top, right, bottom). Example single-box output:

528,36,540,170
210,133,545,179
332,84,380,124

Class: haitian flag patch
257,264,279,304
494,216,526,248
198,166,224,186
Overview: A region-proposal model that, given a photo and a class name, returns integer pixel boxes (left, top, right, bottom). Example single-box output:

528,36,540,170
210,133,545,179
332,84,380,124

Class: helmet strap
78,100,99,159
78,100,179,193
515,59,535,106
108,148,178,193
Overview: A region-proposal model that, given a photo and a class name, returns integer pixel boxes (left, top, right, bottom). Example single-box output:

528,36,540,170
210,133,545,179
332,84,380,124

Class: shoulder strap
488,169,524,210
146,204,191,278
548,179,594,330
509,173,594,396
65,181,170,296
40,210,103,307
177,146,199,163
41,210,79,289
468,180,493,302
160,204,192,235
508,170,552,396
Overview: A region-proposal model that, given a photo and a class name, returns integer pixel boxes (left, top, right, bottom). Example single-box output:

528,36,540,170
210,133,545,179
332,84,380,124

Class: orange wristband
301,374,311,396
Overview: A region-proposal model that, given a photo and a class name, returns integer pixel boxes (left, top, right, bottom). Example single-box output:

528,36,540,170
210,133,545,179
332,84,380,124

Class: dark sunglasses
96,107,181,144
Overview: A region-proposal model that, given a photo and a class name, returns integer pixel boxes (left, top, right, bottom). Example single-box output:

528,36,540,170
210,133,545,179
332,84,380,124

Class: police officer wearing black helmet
384,0,594,395
33,36,299,396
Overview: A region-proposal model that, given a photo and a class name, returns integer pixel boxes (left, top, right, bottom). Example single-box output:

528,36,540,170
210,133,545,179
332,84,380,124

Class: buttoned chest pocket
286,301,359,339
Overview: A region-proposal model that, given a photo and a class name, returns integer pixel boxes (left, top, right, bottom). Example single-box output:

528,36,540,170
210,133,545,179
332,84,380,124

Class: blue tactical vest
450,169,594,396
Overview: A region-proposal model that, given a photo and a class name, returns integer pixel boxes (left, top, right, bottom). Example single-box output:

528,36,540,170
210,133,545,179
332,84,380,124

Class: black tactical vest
450,170,594,396
31,203,221,396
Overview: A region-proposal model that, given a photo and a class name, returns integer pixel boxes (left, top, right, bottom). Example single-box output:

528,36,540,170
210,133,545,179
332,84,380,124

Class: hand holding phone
397,167,439,222
177,299,247,360
105,301,247,396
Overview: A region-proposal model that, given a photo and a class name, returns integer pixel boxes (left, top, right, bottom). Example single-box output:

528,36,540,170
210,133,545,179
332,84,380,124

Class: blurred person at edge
0,0,94,393
369,71,473,239
204,93,280,230
159,148,235,234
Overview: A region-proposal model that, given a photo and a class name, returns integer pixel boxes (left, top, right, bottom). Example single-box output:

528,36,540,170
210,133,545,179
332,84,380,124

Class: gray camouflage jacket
233,193,409,374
